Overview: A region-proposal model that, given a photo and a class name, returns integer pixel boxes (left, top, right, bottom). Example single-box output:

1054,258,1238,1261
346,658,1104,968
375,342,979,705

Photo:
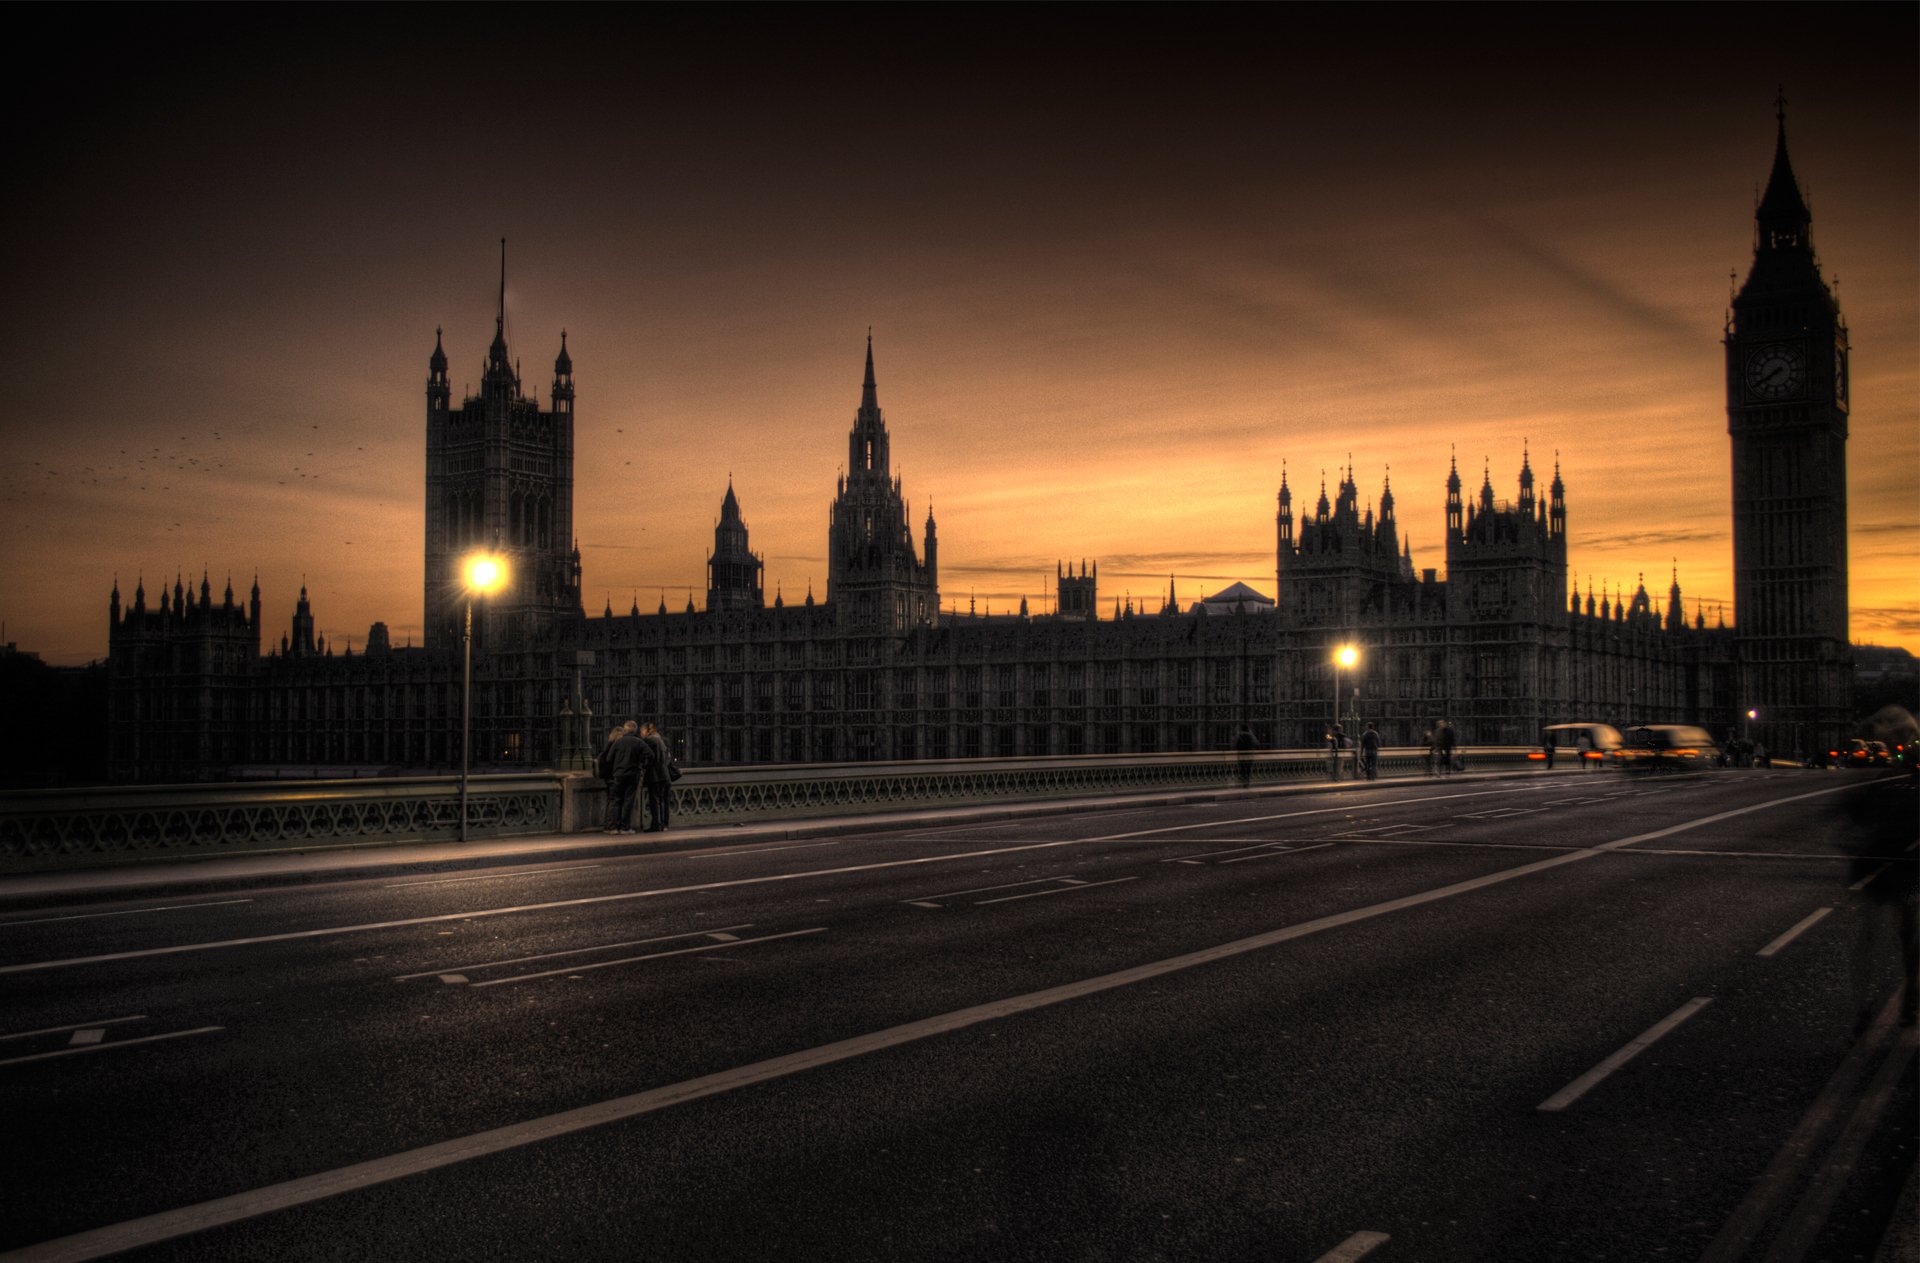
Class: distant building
104,111,1852,782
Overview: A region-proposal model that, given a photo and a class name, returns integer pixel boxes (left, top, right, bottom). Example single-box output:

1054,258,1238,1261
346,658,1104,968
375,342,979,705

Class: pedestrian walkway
0,765,1574,904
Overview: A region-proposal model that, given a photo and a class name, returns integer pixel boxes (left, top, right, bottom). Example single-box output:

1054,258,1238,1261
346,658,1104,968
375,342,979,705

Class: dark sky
4,5,1915,662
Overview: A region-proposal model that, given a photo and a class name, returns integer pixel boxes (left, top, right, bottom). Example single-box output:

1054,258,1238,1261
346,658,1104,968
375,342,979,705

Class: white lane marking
1756,908,1834,958
438,975,468,986
0,900,252,927
0,841,1096,976
1336,824,1436,838
1314,1231,1392,1262
1076,785,1553,843
0,1026,224,1069
901,878,1059,903
68,1029,105,1047
908,901,944,908
1849,863,1891,892
682,841,842,858
1220,843,1337,864
705,932,740,942
392,924,756,980
470,927,827,988
1161,841,1294,862
0,1016,146,1043
6,789,1839,1261
1537,997,1714,1112
384,866,601,888
12,781,1857,979
974,877,1140,905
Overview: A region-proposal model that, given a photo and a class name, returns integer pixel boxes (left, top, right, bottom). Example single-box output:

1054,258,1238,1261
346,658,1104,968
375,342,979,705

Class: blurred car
1865,740,1892,766
1538,723,1623,768
1618,724,1721,772
1835,738,1875,769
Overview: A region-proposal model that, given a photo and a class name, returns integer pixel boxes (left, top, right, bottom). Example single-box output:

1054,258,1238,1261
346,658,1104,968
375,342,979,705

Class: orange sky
3,8,1915,664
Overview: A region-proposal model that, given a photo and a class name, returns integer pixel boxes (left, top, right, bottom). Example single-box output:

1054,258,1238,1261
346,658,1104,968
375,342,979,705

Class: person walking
1234,726,1256,789
641,721,674,832
602,722,644,834
1327,724,1346,781
1436,719,1458,778
1360,722,1381,780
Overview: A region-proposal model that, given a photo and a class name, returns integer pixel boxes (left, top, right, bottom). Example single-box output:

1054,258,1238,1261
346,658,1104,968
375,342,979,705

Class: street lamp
461,552,509,841
1332,643,1359,774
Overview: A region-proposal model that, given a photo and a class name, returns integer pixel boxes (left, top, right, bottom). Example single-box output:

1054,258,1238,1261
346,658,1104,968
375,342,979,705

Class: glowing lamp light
464,553,508,594
1335,645,1359,669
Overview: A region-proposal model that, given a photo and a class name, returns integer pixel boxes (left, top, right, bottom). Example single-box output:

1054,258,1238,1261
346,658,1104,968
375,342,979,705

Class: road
1,770,1914,1262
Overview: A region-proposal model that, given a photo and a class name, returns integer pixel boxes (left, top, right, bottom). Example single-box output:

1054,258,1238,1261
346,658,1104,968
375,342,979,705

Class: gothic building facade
104,114,1848,783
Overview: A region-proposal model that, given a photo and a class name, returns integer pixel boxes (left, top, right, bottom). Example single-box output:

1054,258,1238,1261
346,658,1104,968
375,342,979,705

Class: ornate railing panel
0,775,560,873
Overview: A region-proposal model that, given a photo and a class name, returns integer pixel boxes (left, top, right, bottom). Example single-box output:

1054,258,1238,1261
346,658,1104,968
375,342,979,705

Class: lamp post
1332,643,1358,777
1745,708,1758,768
460,552,508,841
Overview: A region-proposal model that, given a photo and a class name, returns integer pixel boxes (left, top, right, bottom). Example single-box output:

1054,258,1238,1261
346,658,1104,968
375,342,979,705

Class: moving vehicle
1617,724,1721,772
1538,723,1623,769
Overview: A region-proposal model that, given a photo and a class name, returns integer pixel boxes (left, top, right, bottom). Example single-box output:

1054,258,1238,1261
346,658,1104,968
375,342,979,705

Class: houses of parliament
104,113,1853,782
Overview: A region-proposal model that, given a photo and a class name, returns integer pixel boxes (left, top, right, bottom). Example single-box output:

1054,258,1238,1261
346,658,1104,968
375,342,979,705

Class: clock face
1744,344,1805,400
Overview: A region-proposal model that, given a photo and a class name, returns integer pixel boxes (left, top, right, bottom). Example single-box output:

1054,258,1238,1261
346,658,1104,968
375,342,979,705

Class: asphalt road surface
2,770,1914,1262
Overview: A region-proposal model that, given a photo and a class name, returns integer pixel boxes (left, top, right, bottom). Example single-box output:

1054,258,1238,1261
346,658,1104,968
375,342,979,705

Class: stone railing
0,748,1545,873
0,775,562,874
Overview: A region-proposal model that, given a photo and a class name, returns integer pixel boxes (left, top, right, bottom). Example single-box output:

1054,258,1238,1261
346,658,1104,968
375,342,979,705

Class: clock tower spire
1725,95,1850,760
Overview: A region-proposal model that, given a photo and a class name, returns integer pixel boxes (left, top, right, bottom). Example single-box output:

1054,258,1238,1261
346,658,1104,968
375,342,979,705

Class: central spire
489,238,509,368
861,328,878,416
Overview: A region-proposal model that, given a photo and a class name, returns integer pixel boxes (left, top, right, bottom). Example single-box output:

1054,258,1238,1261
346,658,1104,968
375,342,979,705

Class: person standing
1359,722,1381,780
1327,724,1346,781
602,723,643,834
1422,726,1437,777
1436,720,1458,778
642,721,674,832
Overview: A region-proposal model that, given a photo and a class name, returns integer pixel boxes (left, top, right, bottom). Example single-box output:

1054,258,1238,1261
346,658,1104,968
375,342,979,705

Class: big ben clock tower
1725,97,1851,758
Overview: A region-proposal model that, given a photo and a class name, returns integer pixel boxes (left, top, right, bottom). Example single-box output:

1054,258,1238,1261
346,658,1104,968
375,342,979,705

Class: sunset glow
2,9,1913,664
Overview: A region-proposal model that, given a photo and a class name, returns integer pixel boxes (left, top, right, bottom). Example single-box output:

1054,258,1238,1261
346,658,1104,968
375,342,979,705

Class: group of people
596,720,676,834
1325,721,1387,780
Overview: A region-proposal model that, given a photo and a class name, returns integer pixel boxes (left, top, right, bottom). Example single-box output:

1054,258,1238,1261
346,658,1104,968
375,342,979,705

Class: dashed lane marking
0,1026,224,1070
469,927,827,988
7,783,1861,1262
1161,842,1296,862
1221,842,1335,864
1849,863,1892,892
680,840,843,858
1313,1231,1392,1262
1755,908,1833,958
0,900,252,927
901,878,1061,905
68,1029,104,1046
392,924,756,981
385,866,601,889
1536,997,1714,1112
0,1016,146,1043
0,841,1103,975
974,877,1139,905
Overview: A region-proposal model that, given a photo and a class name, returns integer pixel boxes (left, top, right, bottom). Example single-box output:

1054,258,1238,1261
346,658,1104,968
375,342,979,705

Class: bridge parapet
1,748,1543,873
